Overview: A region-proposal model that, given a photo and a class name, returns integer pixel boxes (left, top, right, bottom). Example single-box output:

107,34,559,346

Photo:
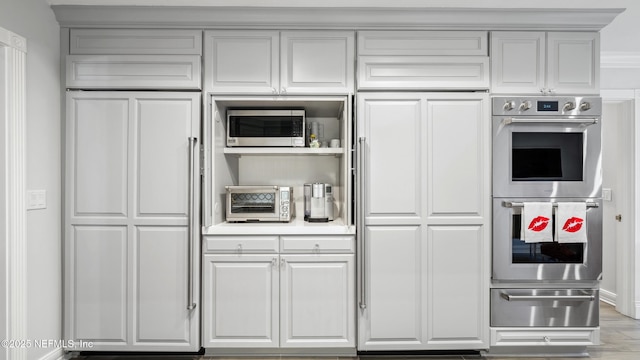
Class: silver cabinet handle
501,294,595,301
503,117,598,125
187,137,198,311
502,201,599,209
357,136,367,310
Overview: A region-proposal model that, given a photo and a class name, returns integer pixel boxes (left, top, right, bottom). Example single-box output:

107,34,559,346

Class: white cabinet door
359,226,425,350
547,32,599,94
280,254,355,348
280,31,355,94
203,254,279,348
426,226,488,349
358,93,425,224
65,92,200,351
491,31,599,94
490,32,545,94
204,30,279,94
425,93,489,220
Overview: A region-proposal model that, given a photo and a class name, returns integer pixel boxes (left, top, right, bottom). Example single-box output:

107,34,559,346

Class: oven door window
512,213,584,263
230,192,276,214
511,132,583,181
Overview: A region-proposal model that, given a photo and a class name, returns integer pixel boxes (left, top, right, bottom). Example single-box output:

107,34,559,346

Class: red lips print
528,216,550,232
562,217,584,233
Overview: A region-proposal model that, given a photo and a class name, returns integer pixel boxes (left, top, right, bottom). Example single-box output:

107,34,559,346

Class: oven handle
504,118,598,125
501,293,596,302
502,201,599,209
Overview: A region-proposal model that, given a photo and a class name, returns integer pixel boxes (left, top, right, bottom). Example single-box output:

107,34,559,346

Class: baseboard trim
600,288,617,306
38,347,64,360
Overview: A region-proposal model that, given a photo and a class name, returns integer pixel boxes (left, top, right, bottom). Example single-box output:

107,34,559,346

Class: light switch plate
603,188,612,202
27,189,47,210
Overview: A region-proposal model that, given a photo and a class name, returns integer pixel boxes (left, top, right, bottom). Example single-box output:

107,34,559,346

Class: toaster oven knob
580,101,592,111
503,100,516,111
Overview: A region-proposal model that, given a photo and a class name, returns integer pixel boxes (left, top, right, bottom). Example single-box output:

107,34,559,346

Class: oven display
537,101,559,111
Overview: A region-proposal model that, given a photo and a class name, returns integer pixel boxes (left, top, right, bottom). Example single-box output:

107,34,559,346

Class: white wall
0,1,61,359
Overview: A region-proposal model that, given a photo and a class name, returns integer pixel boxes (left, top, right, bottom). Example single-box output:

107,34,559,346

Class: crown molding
51,5,623,31
601,51,640,69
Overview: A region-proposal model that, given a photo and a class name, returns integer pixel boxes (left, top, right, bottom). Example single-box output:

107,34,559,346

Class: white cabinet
202,236,356,350
280,254,355,348
491,31,599,94
203,254,280,348
204,30,354,94
357,93,490,351
64,91,201,351
357,31,489,90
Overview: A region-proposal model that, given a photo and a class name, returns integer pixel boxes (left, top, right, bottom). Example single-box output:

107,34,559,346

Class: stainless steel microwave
225,185,294,222
226,109,305,147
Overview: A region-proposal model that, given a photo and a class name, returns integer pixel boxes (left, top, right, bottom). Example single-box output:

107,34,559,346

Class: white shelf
203,217,355,236
224,147,344,156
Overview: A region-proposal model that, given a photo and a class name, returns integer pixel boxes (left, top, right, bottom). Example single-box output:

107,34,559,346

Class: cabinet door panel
360,226,424,349
135,96,196,218
426,95,488,219
490,32,545,94
360,96,423,222
203,255,279,348
135,227,191,345
280,255,355,348
281,31,354,94
70,96,129,218
72,226,128,344
547,32,599,94
204,30,279,93
427,226,487,348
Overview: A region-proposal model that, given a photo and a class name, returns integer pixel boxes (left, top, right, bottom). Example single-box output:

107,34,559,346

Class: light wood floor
69,302,640,359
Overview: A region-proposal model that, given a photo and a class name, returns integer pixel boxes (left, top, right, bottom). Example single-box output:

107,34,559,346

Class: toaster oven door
226,187,280,222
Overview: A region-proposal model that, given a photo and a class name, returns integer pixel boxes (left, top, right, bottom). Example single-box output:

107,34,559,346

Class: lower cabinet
358,225,488,351
202,235,355,350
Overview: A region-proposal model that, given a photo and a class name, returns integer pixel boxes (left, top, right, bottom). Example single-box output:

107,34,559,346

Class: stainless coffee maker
304,183,334,222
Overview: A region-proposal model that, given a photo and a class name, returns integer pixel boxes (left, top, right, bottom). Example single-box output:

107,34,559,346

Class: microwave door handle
504,118,598,125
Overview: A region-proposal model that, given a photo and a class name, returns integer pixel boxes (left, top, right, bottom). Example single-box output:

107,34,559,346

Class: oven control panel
492,96,601,116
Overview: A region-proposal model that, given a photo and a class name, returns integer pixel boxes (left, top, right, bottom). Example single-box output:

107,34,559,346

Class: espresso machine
304,183,334,222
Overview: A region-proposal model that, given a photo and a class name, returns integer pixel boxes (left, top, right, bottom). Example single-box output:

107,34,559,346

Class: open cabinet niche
204,95,354,234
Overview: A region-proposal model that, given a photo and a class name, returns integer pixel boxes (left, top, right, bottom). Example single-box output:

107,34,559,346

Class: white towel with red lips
521,202,553,243
556,202,587,243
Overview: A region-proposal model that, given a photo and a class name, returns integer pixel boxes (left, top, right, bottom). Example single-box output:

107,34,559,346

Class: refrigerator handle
187,137,198,311
358,136,367,310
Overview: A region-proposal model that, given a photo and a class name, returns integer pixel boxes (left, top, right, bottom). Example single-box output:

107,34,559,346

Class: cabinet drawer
204,236,279,253
358,56,489,90
491,327,599,346
70,29,202,55
66,55,201,89
358,31,487,56
280,236,354,253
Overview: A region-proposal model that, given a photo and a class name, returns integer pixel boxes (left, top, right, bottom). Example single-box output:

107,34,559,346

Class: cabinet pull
187,137,198,311
358,136,367,310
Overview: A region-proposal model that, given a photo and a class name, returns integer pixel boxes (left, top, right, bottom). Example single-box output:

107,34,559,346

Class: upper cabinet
204,30,355,95
66,29,202,89
357,31,489,90
490,31,599,95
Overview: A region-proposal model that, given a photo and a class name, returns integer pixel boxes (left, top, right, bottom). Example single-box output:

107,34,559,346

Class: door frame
601,89,639,319
0,26,27,360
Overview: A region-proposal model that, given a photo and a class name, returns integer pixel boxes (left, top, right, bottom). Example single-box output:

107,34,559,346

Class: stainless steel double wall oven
491,96,602,329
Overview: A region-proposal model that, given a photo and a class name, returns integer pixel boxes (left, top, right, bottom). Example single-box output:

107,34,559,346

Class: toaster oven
225,185,294,222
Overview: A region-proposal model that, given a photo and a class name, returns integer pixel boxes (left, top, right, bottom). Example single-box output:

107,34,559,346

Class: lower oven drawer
491,289,599,327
